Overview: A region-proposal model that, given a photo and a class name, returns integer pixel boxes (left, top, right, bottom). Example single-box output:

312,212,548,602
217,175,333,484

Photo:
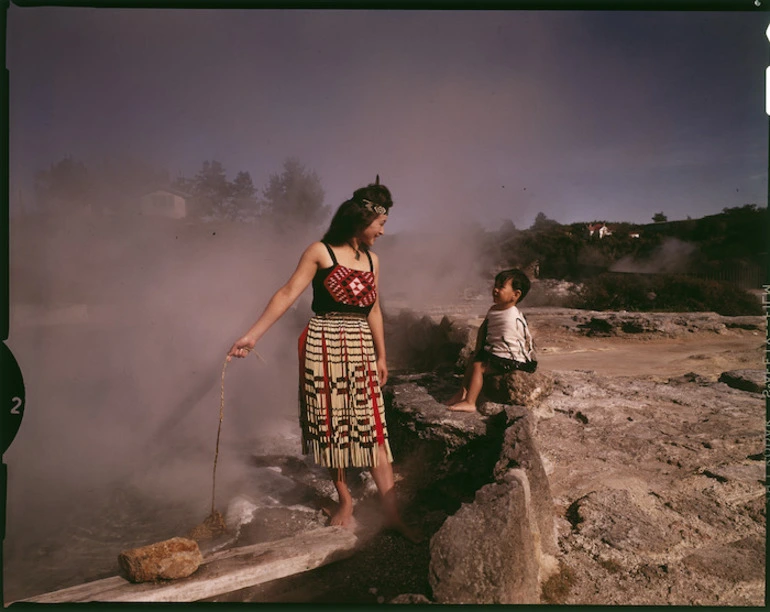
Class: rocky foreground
536,369,765,605
6,305,765,605
201,308,766,605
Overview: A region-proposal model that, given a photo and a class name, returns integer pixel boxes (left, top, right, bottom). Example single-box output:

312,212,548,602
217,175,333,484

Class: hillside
482,204,767,287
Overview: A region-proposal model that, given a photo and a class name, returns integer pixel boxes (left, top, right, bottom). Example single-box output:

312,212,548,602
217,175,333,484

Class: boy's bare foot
444,390,466,406
447,401,477,413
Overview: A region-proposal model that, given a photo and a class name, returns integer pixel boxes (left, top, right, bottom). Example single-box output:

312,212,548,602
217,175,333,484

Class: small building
139,187,189,219
587,223,612,239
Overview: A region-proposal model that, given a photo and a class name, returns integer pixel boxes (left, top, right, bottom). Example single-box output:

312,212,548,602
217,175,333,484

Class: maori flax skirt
298,313,393,469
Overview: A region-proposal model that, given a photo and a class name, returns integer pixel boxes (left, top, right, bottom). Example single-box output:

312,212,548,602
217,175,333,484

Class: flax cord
210,347,266,516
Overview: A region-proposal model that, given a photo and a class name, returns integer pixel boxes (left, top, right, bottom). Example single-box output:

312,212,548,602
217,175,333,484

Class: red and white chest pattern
324,265,377,307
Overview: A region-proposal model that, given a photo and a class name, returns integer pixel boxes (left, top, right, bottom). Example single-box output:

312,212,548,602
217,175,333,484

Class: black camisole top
311,243,377,316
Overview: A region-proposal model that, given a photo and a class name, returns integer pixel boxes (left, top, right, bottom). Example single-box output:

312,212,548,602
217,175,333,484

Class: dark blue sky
7,6,768,231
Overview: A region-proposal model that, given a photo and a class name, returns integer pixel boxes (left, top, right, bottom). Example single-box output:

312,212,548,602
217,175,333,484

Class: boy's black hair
494,268,531,302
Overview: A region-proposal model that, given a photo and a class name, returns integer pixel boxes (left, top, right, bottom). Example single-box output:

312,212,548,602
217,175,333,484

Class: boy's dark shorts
474,349,538,374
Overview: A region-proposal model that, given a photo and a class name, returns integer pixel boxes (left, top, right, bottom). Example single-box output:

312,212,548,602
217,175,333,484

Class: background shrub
568,273,763,316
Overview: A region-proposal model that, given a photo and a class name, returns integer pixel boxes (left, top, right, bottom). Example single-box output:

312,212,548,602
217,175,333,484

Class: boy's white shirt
483,305,536,363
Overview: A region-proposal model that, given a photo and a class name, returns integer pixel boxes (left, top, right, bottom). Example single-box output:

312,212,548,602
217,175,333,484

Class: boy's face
492,278,522,307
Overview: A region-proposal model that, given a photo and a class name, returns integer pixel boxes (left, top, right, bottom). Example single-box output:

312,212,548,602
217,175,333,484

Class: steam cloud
610,237,697,275
6,210,310,553
5,194,490,584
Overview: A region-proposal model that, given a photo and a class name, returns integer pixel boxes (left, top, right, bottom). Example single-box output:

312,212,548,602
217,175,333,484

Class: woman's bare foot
323,500,357,529
384,518,424,544
447,400,477,413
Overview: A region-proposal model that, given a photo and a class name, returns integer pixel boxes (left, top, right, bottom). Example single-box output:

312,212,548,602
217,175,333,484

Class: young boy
447,268,537,413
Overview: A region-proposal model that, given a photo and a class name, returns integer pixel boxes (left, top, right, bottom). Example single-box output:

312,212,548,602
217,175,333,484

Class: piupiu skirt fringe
298,312,393,469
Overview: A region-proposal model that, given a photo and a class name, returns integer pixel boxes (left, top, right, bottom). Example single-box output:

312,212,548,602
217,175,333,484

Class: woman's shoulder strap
365,249,374,272
322,242,338,265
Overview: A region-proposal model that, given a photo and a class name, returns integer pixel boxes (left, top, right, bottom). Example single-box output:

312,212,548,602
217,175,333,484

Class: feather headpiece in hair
356,174,388,215
360,199,387,216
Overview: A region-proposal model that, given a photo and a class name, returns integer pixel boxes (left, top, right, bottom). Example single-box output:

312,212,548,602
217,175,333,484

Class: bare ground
532,323,766,605
536,326,764,379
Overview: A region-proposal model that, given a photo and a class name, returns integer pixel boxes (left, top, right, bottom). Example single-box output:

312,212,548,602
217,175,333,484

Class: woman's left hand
377,356,388,386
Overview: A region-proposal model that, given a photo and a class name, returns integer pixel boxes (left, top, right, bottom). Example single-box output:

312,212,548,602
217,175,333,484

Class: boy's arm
518,313,538,372
474,318,488,354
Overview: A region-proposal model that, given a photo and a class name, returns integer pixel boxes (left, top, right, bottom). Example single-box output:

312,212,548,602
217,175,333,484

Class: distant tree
229,171,259,222
498,219,517,235
172,160,260,221
231,171,256,199
171,174,195,196
652,212,668,223
711,203,768,259
189,160,232,218
530,211,560,231
260,157,328,232
722,204,758,215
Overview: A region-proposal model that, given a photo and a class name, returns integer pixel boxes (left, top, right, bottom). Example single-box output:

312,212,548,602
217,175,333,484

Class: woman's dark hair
322,178,393,246
494,268,531,302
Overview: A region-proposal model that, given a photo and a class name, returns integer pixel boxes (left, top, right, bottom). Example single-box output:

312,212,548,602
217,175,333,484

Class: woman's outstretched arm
227,242,323,360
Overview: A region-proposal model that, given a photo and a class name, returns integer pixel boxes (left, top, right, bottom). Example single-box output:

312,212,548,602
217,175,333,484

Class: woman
228,177,417,540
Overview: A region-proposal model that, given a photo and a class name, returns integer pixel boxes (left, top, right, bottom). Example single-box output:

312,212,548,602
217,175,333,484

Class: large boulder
386,380,559,604
717,369,765,394
482,369,554,408
118,537,203,583
386,380,490,449
429,471,540,604
493,407,558,559
385,380,507,511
